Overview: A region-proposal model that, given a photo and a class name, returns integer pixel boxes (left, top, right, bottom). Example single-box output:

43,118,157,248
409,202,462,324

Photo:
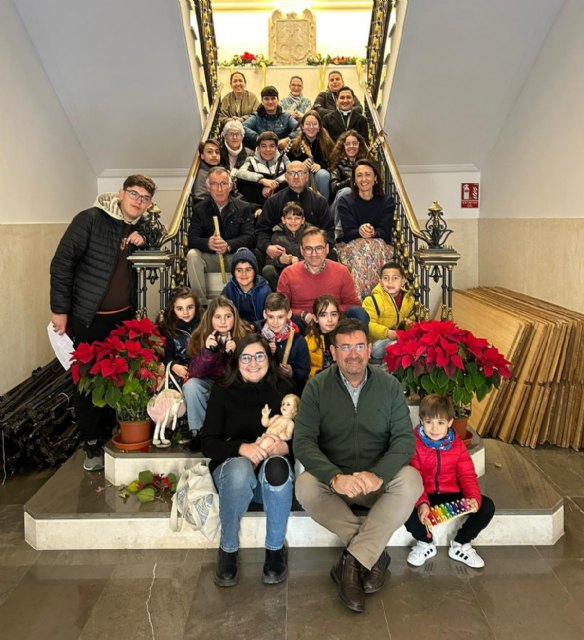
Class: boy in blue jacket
221,248,271,326
261,292,310,393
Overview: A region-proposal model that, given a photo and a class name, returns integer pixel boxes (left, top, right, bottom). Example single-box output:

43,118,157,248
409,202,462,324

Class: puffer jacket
235,149,289,185
243,105,298,146
330,158,356,197
410,429,482,508
265,223,305,270
362,283,415,342
50,194,145,328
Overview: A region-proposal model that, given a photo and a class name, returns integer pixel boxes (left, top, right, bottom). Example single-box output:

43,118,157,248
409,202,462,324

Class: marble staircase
24,437,564,551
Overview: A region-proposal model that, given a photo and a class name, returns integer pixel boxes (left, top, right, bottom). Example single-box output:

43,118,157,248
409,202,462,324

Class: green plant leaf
138,470,153,485
136,487,156,503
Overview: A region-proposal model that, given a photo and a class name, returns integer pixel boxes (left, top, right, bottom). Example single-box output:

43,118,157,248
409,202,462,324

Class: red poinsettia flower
70,342,95,364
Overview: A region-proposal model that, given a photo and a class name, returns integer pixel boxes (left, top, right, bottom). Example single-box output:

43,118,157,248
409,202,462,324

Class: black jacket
201,376,294,473
50,207,142,328
256,187,334,253
187,196,255,253
330,158,356,198
313,90,363,119
322,110,369,143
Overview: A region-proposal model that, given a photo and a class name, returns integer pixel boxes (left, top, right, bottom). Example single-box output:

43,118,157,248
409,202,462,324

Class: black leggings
404,492,495,545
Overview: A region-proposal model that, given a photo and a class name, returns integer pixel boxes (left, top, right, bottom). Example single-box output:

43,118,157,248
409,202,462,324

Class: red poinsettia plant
71,318,165,421
384,320,512,418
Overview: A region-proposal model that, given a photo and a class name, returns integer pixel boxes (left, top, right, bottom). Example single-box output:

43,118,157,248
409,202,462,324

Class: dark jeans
71,309,134,450
404,492,495,545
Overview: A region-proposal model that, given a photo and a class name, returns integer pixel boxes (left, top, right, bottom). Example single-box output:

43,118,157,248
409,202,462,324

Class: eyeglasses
336,343,367,353
225,132,242,138
239,352,268,364
286,170,308,178
125,189,152,204
303,122,319,128
302,245,326,254
209,182,230,189
344,141,360,147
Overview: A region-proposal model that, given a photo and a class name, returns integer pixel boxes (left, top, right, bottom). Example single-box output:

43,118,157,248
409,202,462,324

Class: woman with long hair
201,334,295,588
336,159,394,298
287,111,334,201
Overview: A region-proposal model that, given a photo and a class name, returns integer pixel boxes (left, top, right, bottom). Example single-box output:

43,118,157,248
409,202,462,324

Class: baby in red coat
405,394,495,568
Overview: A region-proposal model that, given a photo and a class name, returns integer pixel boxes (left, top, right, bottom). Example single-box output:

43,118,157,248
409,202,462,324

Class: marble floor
1,443,584,640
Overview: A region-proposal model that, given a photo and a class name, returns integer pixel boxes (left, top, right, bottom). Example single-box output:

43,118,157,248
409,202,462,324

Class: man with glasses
294,318,422,613
50,175,156,471
276,227,368,331
256,161,335,265
187,167,255,306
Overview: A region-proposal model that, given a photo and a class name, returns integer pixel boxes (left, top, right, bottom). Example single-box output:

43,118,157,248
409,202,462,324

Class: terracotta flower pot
119,419,152,445
452,417,473,447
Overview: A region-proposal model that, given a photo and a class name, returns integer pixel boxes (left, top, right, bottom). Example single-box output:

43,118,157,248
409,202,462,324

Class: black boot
262,546,288,584
214,549,238,587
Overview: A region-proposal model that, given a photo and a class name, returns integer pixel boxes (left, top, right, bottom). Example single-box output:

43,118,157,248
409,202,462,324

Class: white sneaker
448,540,485,568
407,541,437,567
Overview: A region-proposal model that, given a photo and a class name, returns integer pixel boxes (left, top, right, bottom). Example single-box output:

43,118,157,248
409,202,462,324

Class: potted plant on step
383,320,511,443
71,318,165,448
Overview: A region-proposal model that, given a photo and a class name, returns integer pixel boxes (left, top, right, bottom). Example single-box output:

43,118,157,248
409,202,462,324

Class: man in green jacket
294,318,422,613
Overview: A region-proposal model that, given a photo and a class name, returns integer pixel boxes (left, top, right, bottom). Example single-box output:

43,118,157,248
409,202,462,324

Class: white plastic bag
170,462,219,541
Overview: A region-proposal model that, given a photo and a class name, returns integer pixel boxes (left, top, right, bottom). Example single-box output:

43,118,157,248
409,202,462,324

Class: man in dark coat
50,175,156,471
322,87,369,143
186,167,255,306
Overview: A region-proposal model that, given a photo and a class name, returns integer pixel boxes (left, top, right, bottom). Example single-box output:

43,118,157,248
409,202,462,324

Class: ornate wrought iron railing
366,0,394,103
190,0,218,104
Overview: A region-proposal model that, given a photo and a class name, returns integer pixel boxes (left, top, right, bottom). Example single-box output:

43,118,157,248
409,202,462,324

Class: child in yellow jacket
362,262,415,359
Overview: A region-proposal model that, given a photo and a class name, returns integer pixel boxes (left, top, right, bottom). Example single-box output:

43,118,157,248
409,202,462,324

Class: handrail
161,88,222,245
366,0,394,102
364,92,427,243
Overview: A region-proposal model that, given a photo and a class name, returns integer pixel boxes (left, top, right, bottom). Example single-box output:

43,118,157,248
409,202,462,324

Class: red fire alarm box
461,183,479,208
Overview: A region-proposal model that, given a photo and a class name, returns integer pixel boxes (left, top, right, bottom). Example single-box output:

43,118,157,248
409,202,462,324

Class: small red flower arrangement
384,320,512,418
71,318,165,421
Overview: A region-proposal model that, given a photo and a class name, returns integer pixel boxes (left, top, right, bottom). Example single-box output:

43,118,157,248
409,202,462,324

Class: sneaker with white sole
448,540,485,568
407,541,437,566
83,452,104,472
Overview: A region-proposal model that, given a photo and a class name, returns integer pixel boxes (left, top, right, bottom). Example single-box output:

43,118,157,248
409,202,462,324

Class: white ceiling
13,0,202,175
385,0,565,169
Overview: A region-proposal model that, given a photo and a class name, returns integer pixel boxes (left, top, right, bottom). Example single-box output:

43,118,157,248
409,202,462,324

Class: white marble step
24,441,563,550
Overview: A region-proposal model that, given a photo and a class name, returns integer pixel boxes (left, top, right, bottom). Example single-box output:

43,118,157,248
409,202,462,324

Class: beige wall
0,224,68,394
479,219,584,313
0,1,96,393
213,9,370,61
479,0,583,312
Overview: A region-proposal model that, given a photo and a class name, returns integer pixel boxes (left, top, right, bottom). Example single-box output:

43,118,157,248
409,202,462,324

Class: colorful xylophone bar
424,499,477,539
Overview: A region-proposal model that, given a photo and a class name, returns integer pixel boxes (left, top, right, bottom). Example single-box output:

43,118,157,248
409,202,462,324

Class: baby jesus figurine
258,394,300,450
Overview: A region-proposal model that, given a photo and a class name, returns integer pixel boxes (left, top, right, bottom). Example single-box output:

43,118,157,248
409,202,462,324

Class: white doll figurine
258,394,300,449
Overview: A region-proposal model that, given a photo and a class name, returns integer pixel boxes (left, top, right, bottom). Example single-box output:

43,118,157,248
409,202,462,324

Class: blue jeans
313,169,330,202
212,456,294,552
183,377,214,432
371,338,392,359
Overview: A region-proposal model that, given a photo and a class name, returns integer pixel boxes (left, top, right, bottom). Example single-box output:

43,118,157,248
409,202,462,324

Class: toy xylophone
424,499,477,538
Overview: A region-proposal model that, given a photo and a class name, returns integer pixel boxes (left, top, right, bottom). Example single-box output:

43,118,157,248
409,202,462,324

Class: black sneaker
188,433,202,452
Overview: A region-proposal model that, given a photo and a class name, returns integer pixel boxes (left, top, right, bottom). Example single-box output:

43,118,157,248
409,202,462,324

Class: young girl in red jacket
405,394,495,568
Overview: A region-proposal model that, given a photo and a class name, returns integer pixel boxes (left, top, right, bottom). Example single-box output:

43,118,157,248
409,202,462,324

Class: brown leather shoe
330,550,365,613
361,550,391,594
